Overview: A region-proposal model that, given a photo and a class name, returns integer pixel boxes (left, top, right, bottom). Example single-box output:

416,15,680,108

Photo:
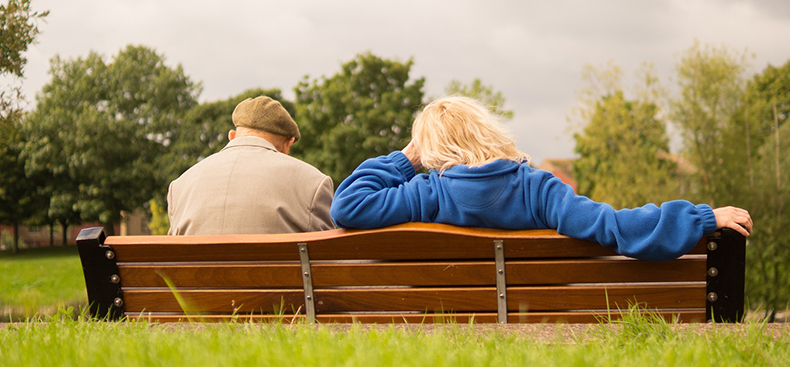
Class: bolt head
105,250,115,259
113,297,124,307
109,274,120,284
499,293,504,299
304,272,309,277
498,269,504,274
306,295,312,300
707,292,718,302
707,241,718,251
708,267,719,277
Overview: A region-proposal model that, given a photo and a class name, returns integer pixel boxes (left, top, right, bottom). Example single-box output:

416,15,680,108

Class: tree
148,87,294,235
292,52,425,185
571,62,678,209
0,0,47,252
445,78,513,121
0,114,46,252
0,0,47,79
21,45,200,235
740,60,790,318
1,0,47,118
670,41,750,206
573,91,678,208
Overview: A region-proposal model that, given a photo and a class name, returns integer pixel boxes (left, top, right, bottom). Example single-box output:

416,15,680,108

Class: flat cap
232,96,300,141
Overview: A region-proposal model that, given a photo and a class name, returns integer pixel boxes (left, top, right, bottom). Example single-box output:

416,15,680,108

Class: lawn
0,246,86,320
1,315,788,367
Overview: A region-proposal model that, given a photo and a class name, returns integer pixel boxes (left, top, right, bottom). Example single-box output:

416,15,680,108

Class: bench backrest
76,223,745,323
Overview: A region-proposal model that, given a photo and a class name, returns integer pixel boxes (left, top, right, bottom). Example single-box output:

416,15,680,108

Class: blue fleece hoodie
331,151,718,261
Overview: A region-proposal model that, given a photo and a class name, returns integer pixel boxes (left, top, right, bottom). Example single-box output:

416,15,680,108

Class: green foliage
571,61,677,209
742,60,790,315
0,0,48,252
20,45,200,235
292,52,425,185
445,78,514,121
670,41,751,206
574,91,678,208
0,0,47,79
146,199,169,235
0,115,46,253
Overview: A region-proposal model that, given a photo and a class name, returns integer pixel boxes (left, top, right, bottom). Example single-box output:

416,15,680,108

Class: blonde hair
411,95,530,172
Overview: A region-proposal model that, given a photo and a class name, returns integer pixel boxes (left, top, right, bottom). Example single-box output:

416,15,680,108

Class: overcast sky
15,0,790,165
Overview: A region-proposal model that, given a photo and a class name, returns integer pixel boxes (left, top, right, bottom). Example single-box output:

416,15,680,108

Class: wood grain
123,289,305,313
506,258,706,285
118,263,303,287
507,284,705,311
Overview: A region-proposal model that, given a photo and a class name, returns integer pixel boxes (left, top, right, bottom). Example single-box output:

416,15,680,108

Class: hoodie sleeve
331,151,437,229
534,173,718,260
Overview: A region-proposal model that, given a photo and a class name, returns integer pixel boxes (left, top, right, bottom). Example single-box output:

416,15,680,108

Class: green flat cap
232,96,300,141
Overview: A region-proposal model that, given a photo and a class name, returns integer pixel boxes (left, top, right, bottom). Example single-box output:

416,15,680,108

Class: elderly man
167,96,334,235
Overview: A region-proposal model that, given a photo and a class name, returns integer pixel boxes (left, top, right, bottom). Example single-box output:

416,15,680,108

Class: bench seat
76,223,745,323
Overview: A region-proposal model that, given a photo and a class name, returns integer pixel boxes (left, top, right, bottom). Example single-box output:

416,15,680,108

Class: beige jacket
167,136,334,235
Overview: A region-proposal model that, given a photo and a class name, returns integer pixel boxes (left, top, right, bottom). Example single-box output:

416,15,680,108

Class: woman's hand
712,206,753,237
401,140,423,171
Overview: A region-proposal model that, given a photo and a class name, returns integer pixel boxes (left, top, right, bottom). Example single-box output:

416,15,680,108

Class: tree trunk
103,222,115,236
49,222,55,246
60,221,68,247
12,221,19,253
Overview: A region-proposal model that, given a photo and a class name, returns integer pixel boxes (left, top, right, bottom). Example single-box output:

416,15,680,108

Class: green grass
0,246,86,319
1,312,788,367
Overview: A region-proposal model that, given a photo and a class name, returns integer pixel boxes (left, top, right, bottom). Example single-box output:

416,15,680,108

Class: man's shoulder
270,153,331,182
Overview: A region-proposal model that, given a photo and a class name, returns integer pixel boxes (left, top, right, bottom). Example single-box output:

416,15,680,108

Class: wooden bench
76,223,745,323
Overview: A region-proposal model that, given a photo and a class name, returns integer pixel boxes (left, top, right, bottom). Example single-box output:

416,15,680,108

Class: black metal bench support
706,228,746,323
76,227,124,320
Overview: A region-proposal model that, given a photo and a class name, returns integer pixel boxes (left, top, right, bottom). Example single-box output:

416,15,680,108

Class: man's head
230,96,300,154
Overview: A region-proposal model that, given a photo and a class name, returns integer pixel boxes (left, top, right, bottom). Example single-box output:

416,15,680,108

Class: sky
14,0,790,166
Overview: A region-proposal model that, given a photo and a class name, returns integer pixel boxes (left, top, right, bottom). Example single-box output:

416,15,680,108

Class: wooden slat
122,285,706,314
123,288,498,314
118,262,495,288
106,223,714,262
111,243,301,262
127,310,707,324
126,314,307,323
117,257,706,288
312,262,495,286
506,310,707,323
123,289,305,313
507,284,706,311
506,258,706,285
118,264,303,287
316,313,499,324
313,288,496,313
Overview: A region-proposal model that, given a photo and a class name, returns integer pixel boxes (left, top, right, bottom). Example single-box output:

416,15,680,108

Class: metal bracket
298,243,316,324
494,240,508,324
706,229,746,323
76,227,124,320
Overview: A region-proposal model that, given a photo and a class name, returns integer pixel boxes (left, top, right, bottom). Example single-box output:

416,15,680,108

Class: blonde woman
330,96,752,260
